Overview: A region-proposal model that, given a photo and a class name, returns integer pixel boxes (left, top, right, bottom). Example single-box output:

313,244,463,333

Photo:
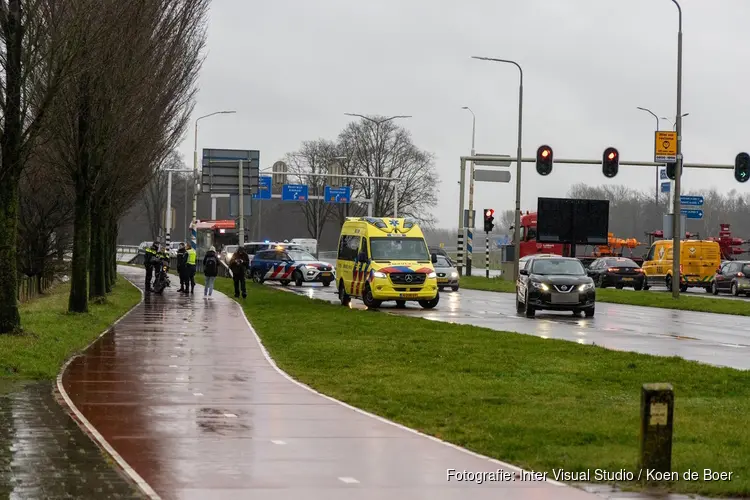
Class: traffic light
735,152,750,183
665,162,676,180
536,145,553,175
483,208,495,233
602,147,619,178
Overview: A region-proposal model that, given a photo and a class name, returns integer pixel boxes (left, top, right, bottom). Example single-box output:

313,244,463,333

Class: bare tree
284,139,341,241
337,116,439,225
140,151,185,242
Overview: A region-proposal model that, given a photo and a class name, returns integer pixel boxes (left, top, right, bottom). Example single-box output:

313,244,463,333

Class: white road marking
193,392,203,396
223,413,237,418
271,440,286,445
169,365,178,368
338,477,359,484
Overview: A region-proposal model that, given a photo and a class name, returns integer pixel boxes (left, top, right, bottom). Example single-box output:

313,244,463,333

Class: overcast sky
176,0,750,229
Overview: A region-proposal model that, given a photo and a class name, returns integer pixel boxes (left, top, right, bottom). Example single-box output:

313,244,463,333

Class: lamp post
461,106,476,276
163,168,193,248
660,113,688,130
344,113,411,217
636,106,660,205
191,110,236,247
670,0,683,298
471,56,523,281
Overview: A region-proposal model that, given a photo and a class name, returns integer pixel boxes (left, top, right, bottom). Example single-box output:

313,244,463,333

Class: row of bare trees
284,116,440,239
0,0,208,333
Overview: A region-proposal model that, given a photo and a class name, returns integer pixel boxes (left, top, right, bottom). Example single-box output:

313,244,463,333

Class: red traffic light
608,151,616,160
541,149,550,158
485,209,494,217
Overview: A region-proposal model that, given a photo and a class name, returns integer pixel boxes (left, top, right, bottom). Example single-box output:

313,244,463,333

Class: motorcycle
152,258,171,294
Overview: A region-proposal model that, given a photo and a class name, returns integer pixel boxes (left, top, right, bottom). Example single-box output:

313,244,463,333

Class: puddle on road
0,380,144,499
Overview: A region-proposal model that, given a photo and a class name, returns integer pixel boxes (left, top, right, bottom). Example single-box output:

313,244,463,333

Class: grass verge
0,276,141,380
460,276,750,317
184,272,749,497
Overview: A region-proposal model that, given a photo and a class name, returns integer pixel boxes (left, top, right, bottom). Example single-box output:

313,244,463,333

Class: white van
289,238,317,255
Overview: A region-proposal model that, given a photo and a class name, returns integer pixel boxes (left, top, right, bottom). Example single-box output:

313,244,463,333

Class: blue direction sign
660,168,668,180
680,195,704,206
252,176,272,200
281,184,308,201
680,208,703,220
661,182,670,193
324,185,351,203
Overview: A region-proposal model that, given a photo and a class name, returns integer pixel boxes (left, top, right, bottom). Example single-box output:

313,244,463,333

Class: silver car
434,254,459,291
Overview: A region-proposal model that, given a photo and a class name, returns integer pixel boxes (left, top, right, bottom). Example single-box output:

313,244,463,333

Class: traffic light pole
485,232,490,279
670,0,684,299
459,155,734,170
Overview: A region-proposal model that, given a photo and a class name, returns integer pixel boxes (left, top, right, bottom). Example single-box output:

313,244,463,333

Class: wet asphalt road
281,284,750,371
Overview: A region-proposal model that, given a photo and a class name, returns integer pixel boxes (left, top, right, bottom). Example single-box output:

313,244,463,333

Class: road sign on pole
679,195,704,206
474,155,512,167
252,176,272,200
201,149,260,194
281,184,309,201
272,161,288,186
473,169,511,183
324,185,351,203
680,208,703,219
660,168,668,180
654,131,677,162
661,182,671,193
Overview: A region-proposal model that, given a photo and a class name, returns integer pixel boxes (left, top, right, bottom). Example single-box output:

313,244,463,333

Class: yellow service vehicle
641,239,721,292
335,217,439,309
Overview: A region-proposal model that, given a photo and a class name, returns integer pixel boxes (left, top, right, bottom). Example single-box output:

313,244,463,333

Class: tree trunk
0,180,21,333
89,201,107,299
109,219,117,288
69,183,92,313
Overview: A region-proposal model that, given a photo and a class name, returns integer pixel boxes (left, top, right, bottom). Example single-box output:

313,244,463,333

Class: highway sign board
659,168,668,180
474,154,511,167
281,184,308,201
680,195,704,206
201,149,260,194
272,161,288,186
324,185,351,203
661,182,671,193
654,131,677,162
252,176,272,200
473,169,511,182
680,208,703,220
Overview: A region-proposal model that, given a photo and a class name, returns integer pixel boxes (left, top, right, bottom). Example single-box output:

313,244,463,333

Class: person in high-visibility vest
185,243,197,294
144,242,158,292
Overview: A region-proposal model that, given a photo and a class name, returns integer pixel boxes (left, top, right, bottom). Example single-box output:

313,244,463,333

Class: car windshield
288,250,316,261
370,237,430,261
605,258,637,268
435,255,452,267
531,259,585,276
225,245,238,253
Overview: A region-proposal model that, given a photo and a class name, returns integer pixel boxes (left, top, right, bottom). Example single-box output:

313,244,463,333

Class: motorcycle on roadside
152,257,171,294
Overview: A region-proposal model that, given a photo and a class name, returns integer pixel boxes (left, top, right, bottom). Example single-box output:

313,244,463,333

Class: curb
54,272,161,500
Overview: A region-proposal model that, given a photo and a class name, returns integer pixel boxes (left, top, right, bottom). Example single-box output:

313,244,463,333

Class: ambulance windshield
370,237,430,261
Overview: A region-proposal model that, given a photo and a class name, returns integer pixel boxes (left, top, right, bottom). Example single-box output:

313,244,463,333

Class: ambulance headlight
372,271,386,278
427,271,436,279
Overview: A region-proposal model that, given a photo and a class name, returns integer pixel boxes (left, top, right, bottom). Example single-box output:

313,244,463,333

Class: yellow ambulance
641,239,721,292
335,217,439,309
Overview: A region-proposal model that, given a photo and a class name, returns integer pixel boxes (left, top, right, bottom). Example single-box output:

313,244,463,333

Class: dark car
711,260,750,296
516,255,596,318
249,248,335,287
586,257,646,290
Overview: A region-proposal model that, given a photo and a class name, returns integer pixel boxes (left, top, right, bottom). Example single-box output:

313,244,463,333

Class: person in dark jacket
176,243,187,292
144,242,158,292
202,246,219,298
229,247,249,298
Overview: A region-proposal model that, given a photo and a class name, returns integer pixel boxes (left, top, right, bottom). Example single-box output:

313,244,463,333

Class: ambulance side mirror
431,253,438,264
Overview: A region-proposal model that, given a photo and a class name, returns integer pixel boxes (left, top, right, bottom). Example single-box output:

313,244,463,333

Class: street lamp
670,0,683,299
659,113,689,130
343,113,411,217
461,106,476,276
191,110,236,247
636,106,660,205
471,56,524,281
163,168,193,247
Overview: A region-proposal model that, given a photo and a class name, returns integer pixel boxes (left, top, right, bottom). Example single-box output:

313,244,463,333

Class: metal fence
18,274,55,303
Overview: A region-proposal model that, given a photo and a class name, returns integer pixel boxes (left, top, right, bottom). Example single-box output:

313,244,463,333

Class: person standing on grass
229,246,249,298
203,246,219,298
185,242,197,294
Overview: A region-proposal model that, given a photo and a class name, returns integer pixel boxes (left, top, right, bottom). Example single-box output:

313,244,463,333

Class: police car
249,247,335,286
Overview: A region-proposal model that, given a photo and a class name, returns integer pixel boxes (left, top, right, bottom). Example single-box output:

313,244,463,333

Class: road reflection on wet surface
284,284,750,370
60,266,604,499
0,380,143,499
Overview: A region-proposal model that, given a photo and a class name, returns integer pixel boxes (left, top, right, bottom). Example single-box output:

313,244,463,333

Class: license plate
551,293,579,304
438,278,448,283
400,293,419,298
622,277,633,281
321,272,331,277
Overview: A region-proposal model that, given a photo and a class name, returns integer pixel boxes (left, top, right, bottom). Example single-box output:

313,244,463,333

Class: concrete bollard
639,383,674,478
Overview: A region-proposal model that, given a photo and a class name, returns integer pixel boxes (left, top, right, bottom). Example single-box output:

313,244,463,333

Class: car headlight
450,271,458,278
531,281,549,291
372,271,386,278
578,283,594,291
427,271,436,279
